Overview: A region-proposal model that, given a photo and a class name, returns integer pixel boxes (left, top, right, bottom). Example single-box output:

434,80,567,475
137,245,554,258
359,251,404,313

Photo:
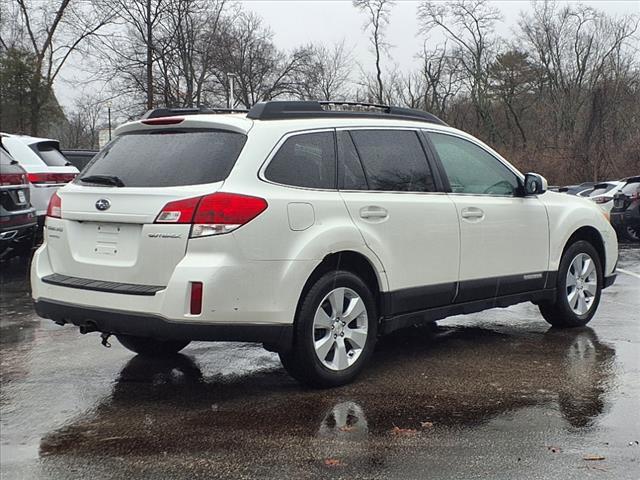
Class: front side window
265,132,336,189
349,130,435,192
428,133,519,196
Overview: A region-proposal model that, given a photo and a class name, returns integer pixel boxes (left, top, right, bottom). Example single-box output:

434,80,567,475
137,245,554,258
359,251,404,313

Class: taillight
28,173,77,185
154,192,268,237
47,192,62,218
190,282,203,315
155,197,200,223
594,196,613,204
0,173,27,186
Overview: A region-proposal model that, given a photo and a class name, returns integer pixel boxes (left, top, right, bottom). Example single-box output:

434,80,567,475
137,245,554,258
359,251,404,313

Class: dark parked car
611,176,640,242
0,144,36,260
61,149,98,171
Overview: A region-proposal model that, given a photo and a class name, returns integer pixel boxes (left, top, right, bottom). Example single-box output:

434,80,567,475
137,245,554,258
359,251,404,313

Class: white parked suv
31,101,618,387
1,134,79,227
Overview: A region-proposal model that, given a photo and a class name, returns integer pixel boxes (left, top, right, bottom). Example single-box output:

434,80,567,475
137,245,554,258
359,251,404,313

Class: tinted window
265,132,335,189
32,142,69,167
81,130,246,188
1,147,13,165
337,131,368,190
429,133,519,196
349,130,435,192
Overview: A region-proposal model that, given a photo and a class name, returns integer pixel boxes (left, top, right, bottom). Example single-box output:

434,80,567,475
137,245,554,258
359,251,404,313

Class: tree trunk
146,0,153,110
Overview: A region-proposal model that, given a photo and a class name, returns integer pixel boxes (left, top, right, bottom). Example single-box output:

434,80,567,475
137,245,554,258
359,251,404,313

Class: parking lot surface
1,245,639,479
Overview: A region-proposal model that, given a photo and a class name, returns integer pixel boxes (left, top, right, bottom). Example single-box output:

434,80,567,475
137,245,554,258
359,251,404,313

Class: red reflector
141,117,185,125
154,196,200,223
193,192,268,225
190,282,203,315
28,173,77,184
0,173,27,186
47,191,62,218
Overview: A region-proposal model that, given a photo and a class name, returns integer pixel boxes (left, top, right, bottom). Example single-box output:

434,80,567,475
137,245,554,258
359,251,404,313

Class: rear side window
81,130,246,187
32,142,69,167
265,132,336,189
349,130,435,192
337,131,368,190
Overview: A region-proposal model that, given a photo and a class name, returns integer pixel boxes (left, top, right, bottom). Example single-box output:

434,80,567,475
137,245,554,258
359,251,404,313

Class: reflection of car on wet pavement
38,326,615,462
31,101,619,387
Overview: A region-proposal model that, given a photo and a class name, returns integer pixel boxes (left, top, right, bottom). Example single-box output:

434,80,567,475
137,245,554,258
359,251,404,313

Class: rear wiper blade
79,174,125,187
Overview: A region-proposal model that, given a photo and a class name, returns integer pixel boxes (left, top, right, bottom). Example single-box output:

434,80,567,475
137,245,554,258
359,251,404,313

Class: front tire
116,335,190,357
280,270,377,388
539,240,602,328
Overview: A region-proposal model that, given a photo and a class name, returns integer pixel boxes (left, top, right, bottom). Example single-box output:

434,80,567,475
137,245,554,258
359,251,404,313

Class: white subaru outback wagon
32,101,618,387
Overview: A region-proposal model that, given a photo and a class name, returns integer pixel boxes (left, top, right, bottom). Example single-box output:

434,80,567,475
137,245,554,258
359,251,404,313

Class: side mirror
524,173,547,195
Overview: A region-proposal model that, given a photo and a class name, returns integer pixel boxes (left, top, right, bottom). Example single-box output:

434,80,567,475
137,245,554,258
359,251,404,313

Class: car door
426,131,550,302
338,129,460,315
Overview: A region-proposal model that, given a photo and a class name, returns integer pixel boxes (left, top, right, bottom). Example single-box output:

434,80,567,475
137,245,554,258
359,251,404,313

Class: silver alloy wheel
626,226,639,241
566,253,598,315
312,287,368,371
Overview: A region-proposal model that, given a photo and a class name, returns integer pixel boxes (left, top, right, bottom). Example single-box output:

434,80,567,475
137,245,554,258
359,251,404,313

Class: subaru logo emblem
95,199,111,211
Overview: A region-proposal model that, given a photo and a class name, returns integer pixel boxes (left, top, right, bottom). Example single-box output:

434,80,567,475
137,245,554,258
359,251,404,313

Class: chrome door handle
460,207,485,220
360,206,388,219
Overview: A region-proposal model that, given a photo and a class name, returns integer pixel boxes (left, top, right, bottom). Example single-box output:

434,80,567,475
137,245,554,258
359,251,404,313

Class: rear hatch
47,124,248,286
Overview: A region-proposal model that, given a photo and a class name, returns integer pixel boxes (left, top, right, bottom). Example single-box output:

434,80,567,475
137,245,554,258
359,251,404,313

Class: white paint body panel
31,114,618,328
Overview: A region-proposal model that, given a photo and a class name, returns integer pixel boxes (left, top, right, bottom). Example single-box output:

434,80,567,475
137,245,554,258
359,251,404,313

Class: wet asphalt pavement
1,246,639,479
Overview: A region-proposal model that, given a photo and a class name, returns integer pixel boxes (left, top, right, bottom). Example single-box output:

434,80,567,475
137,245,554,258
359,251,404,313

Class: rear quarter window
80,130,247,187
264,131,336,189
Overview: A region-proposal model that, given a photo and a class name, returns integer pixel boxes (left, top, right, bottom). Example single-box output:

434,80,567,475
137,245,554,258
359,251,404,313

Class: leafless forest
1,0,639,184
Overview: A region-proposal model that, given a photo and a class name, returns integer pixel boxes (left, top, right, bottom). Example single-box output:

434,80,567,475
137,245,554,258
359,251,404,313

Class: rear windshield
31,142,69,167
80,130,247,187
621,182,640,195
588,184,614,197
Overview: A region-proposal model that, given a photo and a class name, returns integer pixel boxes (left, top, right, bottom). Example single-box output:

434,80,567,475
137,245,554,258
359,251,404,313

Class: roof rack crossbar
246,101,447,126
142,107,249,120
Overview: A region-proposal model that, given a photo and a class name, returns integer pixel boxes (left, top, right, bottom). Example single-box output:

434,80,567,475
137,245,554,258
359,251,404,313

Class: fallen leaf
324,458,343,467
420,421,434,428
339,425,356,432
391,426,417,436
583,455,606,461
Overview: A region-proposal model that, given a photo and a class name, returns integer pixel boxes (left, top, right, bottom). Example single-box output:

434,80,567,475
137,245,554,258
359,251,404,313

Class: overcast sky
55,0,639,109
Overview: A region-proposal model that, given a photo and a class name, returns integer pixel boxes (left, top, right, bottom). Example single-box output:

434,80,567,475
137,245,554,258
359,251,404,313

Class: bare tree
296,40,353,101
214,12,312,107
418,0,502,138
2,0,113,135
353,0,395,104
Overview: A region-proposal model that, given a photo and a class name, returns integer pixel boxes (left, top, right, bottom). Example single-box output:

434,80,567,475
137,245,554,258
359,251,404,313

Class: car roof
0,132,59,145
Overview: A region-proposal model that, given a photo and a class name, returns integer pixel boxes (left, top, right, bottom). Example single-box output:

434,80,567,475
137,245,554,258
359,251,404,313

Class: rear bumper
34,299,293,350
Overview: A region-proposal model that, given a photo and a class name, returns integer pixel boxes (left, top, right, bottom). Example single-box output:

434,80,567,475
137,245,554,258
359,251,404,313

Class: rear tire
539,240,602,328
116,335,190,357
280,270,377,388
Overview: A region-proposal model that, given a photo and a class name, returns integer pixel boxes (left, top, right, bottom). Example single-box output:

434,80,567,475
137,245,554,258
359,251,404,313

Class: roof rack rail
141,107,249,120
246,101,447,126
